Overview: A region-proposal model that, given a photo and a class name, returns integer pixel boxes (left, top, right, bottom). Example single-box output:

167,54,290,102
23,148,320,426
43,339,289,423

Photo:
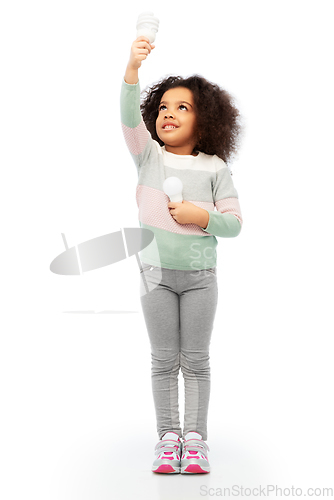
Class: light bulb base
136,28,156,43
169,194,183,203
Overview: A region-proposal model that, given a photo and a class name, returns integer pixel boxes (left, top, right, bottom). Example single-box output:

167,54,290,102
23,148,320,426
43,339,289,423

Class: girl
121,37,243,474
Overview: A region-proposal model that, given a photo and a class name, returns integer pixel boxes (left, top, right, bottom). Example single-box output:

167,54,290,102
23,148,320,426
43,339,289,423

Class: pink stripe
121,120,149,155
136,185,214,236
215,197,243,225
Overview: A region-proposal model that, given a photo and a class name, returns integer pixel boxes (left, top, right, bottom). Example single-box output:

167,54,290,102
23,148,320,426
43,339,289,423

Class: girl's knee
180,350,210,373
151,351,180,374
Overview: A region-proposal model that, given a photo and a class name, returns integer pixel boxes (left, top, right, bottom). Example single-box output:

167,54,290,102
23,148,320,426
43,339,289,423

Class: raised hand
125,36,155,84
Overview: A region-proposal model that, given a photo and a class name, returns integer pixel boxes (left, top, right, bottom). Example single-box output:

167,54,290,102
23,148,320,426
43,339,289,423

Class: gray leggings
139,263,218,441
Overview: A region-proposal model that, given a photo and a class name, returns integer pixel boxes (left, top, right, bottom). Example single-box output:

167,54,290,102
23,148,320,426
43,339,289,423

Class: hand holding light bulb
163,177,207,226
125,12,157,79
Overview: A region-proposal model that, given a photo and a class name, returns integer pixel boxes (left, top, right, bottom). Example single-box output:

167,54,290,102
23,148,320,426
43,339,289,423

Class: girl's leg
179,269,218,441
140,267,182,440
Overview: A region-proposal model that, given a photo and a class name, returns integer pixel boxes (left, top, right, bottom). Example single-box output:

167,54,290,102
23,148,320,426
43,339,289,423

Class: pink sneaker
152,432,182,474
181,432,210,474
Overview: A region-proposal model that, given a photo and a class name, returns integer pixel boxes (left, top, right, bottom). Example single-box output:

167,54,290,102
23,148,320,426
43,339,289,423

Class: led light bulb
163,177,183,203
136,11,159,43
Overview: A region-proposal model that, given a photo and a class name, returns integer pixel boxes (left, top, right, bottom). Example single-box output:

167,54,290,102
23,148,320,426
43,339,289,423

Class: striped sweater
120,78,243,270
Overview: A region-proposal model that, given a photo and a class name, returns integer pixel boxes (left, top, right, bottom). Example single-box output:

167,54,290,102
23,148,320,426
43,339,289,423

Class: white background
1,0,333,499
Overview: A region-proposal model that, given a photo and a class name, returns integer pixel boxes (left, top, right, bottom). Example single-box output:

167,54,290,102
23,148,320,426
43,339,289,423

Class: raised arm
121,37,157,173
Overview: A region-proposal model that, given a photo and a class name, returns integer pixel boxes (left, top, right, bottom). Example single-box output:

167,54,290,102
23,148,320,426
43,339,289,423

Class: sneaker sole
181,464,210,474
152,464,180,473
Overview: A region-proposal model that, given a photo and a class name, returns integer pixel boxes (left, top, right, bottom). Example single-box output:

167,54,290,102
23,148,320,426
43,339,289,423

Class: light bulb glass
136,11,159,43
163,177,183,202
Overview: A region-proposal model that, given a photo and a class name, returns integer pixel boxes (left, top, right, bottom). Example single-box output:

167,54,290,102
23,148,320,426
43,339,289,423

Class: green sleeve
202,211,241,238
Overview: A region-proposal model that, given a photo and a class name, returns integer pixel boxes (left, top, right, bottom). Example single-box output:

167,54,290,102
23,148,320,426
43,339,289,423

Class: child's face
156,87,198,155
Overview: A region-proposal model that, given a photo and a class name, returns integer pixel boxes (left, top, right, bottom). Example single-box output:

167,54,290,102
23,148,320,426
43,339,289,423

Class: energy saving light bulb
136,11,159,43
163,177,183,203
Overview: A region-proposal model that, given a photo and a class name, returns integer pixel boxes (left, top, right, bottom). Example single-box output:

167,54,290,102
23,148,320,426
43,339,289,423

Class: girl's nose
165,113,174,119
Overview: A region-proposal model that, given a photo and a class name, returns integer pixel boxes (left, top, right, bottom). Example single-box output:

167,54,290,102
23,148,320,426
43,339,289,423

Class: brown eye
159,104,167,111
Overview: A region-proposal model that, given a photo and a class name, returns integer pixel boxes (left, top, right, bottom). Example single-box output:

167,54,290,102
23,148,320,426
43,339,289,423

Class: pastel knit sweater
120,79,243,270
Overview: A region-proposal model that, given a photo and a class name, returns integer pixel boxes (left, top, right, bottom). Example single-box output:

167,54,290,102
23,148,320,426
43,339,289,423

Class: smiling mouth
163,125,178,130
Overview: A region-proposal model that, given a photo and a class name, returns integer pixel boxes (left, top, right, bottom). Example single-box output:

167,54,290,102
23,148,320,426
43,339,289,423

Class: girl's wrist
124,64,139,85
192,206,210,229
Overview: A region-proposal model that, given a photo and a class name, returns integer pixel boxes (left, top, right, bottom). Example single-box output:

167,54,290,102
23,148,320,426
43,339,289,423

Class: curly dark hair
140,74,243,166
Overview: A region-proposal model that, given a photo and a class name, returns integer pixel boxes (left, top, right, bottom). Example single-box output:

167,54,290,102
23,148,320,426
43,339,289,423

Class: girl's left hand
168,200,198,225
